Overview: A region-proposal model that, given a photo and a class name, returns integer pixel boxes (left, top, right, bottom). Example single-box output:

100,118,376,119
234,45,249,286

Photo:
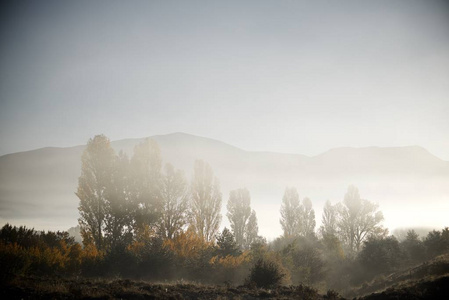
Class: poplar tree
190,160,222,242
76,135,115,250
160,163,189,239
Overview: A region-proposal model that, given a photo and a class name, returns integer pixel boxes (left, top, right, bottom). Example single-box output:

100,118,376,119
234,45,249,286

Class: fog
1,1,449,297
1,133,448,240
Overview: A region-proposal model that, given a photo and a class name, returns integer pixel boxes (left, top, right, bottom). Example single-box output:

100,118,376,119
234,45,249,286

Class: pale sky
1,0,449,160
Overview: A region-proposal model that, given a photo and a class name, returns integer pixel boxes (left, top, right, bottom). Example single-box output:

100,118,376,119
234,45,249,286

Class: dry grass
1,276,341,300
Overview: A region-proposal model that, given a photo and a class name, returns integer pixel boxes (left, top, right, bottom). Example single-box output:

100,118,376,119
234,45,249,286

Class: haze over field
1,132,448,239
1,1,448,239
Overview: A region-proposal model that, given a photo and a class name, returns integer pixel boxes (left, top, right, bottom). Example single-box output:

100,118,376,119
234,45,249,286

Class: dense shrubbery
246,258,286,288
2,224,449,295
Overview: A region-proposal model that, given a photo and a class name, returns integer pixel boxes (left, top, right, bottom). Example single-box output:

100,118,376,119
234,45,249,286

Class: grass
346,253,449,299
1,276,343,300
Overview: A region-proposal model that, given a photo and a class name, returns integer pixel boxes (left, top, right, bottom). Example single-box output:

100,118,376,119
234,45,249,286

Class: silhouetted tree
246,210,259,248
160,163,189,239
320,200,338,237
246,258,286,288
227,188,250,248
216,227,241,257
189,160,222,242
401,230,426,264
301,197,316,237
424,228,449,258
129,139,163,231
290,240,326,286
336,185,386,255
280,188,316,238
227,188,259,249
104,151,134,251
280,187,301,237
76,135,115,249
358,236,402,279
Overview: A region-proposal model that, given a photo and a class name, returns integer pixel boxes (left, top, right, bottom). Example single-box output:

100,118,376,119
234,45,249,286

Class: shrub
246,258,285,288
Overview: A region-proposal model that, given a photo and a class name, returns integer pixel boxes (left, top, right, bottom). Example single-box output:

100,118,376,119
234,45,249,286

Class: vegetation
1,134,448,299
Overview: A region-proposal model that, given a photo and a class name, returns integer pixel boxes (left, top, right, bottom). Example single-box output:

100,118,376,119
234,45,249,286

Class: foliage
301,197,316,238
76,134,116,250
215,227,241,257
129,139,163,230
227,188,259,249
280,237,326,286
189,160,222,243
246,258,286,288
0,224,85,280
424,228,449,258
160,163,189,239
280,187,316,238
320,200,338,237
103,151,134,251
401,229,426,265
280,187,301,237
358,236,403,280
336,186,386,256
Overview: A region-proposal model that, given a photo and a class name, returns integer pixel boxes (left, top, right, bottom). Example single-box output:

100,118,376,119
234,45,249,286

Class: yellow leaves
209,251,251,268
127,224,158,256
82,243,104,260
163,228,212,260
164,228,213,259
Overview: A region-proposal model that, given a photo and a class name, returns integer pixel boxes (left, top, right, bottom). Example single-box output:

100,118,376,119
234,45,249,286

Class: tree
246,210,259,248
401,230,425,264
103,151,133,251
336,186,386,255
320,200,338,237
424,228,449,258
76,135,115,250
290,239,326,286
246,258,286,288
301,197,316,237
280,187,301,237
280,188,315,238
189,160,222,242
358,236,402,279
227,188,259,249
160,163,189,239
215,227,241,257
129,139,163,230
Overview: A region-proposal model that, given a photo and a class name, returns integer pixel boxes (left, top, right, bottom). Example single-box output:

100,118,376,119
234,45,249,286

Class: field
5,255,449,299
1,276,339,300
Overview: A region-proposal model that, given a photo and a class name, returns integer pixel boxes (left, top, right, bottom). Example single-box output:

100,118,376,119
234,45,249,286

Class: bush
246,258,285,288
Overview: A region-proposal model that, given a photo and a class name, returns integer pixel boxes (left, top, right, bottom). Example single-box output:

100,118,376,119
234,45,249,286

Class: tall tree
301,197,316,237
103,151,133,250
319,200,338,237
190,160,222,242
215,227,241,257
336,185,385,255
227,188,254,248
129,139,163,230
280,187,301,237
76,135,115,250
246,209,259,248
160,163,189,239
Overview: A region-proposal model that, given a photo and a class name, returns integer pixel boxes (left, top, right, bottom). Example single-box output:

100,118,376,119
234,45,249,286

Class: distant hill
1,132,448,238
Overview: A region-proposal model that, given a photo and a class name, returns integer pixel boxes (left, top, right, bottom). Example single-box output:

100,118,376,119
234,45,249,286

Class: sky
1,0,449,160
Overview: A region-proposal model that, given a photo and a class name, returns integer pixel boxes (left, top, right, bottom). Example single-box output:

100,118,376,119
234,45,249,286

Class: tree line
76,134,261,252
1,134,448,294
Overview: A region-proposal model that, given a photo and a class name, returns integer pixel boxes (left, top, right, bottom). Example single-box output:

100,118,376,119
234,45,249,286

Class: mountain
1,132,448,238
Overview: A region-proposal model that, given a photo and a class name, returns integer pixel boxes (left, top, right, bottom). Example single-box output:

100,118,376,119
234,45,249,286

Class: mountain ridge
2,132,445,162
1,132,448,238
